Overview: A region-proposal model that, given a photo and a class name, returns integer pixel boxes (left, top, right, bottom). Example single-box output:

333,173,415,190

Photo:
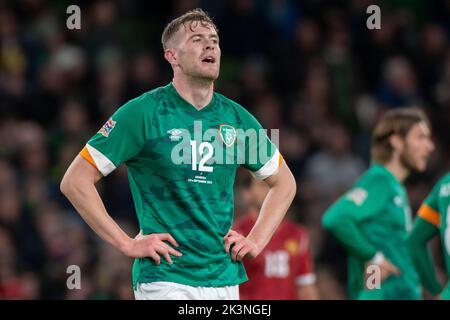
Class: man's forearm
60,159,132,254
323,210,377,261
407,218,442,296
246,166,296,251
62,181,130,252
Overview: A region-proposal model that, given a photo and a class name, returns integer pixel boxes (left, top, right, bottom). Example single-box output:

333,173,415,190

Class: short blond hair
161,8,218,51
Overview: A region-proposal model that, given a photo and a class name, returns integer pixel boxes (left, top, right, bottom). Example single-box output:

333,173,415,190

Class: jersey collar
166,82,218,114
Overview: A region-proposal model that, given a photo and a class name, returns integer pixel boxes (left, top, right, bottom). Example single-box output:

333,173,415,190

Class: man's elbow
287,170,297,201
60,172,77,197
321,211,337,231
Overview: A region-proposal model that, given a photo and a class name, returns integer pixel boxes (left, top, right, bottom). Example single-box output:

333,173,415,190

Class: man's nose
205,42,215,51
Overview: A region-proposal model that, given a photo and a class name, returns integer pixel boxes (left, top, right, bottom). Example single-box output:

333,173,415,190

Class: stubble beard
399,146,424,173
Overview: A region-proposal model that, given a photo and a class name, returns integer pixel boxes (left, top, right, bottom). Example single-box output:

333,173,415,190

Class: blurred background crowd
0,0,449,299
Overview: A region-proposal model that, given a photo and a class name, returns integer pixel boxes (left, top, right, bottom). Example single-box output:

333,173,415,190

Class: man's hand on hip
124,231,182,265
224,229,260,262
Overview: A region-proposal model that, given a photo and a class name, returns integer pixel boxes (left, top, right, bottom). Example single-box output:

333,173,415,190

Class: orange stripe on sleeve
278,153,283,167
79,146,98,169
417,204,440,227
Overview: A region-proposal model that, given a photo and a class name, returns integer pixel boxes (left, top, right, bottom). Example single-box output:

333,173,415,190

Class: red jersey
234,215,316,300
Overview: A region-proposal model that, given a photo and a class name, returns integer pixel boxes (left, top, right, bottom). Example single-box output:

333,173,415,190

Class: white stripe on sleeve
251,149,281,180
86,144,117,176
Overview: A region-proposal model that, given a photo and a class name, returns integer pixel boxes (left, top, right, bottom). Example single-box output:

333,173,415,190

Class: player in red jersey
234,175,319,300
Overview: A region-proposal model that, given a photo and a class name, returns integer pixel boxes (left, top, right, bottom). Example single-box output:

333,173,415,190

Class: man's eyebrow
188,33,219,40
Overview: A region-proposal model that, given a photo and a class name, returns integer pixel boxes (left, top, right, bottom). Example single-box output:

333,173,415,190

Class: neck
172,74,214,110
384,157,410,182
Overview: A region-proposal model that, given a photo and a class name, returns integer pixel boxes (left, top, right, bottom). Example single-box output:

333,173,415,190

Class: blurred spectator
303,120,365,207
377,56,423,109
234,176,319,300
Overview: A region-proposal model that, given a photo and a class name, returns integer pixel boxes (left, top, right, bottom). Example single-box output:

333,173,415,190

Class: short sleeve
238,111,282,180
330,174,391,222
80,95,150,176
418,181,441,228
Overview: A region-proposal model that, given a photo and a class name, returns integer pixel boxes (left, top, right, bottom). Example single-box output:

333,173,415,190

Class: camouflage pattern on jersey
80,83,281,288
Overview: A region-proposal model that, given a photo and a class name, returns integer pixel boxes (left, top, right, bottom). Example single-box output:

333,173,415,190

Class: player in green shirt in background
322,108,435,299
407,173,450,299
60,9,296,300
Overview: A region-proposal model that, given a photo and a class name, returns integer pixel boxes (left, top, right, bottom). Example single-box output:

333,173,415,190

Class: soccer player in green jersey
322,108,434,300
60,9,296,300
407,173,450,299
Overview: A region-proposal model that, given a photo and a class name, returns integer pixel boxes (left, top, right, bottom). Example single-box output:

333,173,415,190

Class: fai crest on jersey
219,124,236,147
98,118,116,137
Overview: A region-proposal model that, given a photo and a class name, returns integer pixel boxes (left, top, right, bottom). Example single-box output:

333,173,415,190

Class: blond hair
161,8,218,51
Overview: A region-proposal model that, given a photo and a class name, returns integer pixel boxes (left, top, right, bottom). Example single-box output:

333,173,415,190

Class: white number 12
190,140,213,172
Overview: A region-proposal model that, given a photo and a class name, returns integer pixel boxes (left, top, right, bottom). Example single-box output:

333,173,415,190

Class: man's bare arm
225,161,296,261
60,155,182,263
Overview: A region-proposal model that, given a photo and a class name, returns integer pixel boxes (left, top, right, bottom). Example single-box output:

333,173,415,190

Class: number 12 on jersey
190,140,214,172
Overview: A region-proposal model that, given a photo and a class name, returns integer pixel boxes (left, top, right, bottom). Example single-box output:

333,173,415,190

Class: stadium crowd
0,0,449,299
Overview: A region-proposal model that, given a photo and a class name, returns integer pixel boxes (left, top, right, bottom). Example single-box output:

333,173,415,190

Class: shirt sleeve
407,216,442,296
79,95,149,176
417,181,441,228
294,230,316,287
238,110,282,180
322,174,391,261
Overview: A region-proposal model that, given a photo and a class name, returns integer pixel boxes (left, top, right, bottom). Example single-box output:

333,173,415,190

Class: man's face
399,121,434,172
171,21,221,81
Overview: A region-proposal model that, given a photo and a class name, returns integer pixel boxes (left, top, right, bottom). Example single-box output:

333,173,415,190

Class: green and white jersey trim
252,149,282,180
86,143,116,176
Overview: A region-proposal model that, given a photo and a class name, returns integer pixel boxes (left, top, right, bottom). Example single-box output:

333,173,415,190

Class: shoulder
214,92,258,124
116,86,165,117
356,166,391,190
436,173,450,186
431,173,450,196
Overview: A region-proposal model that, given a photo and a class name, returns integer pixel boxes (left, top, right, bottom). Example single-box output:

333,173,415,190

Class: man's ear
390,134,404,152
164,49,177,66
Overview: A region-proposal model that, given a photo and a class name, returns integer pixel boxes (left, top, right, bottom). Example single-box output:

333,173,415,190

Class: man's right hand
377,258,401,282
123,231,182,265
365,253,400,284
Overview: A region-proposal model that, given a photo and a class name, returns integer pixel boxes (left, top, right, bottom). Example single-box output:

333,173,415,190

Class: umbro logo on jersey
98,118,116,137
168,128,183,142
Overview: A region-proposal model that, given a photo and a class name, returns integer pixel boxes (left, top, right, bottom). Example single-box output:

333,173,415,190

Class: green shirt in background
409,173,450,299
322,164,421,300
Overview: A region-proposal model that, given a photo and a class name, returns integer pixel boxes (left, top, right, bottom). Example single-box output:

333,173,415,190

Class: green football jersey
417,173,450,299
322,164,421,300
80,83,281,288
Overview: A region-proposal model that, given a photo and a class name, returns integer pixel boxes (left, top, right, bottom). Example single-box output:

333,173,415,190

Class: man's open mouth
202,56,216,64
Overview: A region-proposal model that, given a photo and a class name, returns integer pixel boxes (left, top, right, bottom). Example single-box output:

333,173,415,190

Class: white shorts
134,281,240,300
